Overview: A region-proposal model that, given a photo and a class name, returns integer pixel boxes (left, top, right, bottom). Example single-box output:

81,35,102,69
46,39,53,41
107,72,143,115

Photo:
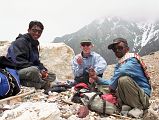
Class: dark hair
29,20,44,30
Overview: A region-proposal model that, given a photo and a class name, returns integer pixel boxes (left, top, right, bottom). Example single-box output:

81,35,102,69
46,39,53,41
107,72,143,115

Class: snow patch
141,23,155,47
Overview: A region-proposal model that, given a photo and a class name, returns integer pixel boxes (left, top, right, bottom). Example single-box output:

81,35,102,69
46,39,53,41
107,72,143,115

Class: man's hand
88,68,98,83
40,70,48,79
76,54,83,65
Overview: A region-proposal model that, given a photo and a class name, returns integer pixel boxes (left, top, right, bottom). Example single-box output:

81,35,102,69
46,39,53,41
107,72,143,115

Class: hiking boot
122,105,131,111
120,105,131,116
128,108,143,118
44,86,67,94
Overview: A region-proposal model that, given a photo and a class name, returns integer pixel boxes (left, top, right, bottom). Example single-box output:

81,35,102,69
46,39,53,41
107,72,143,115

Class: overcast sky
0,0,159,43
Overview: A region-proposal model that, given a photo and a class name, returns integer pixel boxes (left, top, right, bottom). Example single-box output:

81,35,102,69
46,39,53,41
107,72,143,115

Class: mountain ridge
54,17,159,64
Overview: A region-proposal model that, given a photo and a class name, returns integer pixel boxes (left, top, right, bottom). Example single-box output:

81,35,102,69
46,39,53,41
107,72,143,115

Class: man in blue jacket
89,38,151,118
7,20,55,89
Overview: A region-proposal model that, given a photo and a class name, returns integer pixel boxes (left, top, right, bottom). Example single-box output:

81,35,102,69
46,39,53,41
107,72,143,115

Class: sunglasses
31,29,42,34
112,46,125,52
81,42,91,47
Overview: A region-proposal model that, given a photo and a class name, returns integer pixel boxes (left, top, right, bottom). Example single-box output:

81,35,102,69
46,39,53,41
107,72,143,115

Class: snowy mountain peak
54,17,159,64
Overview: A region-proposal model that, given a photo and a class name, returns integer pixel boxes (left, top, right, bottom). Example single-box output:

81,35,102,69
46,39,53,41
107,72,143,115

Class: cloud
0,0,159,43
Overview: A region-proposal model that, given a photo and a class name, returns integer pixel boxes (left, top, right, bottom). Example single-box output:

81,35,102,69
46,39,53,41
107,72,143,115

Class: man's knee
118,76,132,85
19,66,39,74
28,66,40,74
19,66,40,80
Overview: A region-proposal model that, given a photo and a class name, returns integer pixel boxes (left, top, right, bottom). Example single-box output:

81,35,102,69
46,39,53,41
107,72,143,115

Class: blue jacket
97,57,151,96
7,33,47,71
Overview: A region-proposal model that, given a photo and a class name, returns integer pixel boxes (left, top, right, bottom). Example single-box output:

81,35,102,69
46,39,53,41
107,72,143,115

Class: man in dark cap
89,37,151,118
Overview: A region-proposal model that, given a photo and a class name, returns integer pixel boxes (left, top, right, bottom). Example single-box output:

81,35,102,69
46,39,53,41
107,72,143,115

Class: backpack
0,56,20,99
81,92,117,115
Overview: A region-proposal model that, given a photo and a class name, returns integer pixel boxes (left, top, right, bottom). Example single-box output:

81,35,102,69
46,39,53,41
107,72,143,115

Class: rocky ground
0,51,159,120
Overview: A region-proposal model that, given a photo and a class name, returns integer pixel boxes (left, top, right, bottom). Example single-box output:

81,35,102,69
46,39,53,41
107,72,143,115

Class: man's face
80,42,93,54
112,42,129,58
28,25,43,40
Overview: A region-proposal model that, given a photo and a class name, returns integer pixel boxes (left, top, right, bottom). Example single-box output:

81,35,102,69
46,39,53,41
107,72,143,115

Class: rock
0,41,75,81
1,41,159,120
37,42,74,81
0,102,61,120
67,115,79,120
143,108,159,120
77,106,89,118
0,41,10,56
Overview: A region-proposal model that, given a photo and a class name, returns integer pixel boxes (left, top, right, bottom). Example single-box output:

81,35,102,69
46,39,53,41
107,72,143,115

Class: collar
81,51,93,58
27,33,39,47
118,52,150,80
118,52,133,64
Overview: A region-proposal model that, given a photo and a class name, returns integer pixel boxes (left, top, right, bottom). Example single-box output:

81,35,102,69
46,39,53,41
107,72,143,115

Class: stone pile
0,41,159,119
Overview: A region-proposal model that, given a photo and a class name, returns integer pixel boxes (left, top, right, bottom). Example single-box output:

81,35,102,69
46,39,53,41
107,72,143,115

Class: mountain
54,17,159,64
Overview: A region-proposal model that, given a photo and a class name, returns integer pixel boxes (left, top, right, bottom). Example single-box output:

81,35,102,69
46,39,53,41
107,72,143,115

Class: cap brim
108,41,121,49
80,41,92,43
108,43,115,49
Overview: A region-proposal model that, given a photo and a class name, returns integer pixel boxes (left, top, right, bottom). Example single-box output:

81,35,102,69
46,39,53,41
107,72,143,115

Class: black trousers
75,73,103,85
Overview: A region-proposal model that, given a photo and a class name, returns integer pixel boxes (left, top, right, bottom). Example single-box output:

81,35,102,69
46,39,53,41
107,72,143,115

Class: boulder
40,42,74,81
0,41,75,81
1,102,61,120
0,41,10,56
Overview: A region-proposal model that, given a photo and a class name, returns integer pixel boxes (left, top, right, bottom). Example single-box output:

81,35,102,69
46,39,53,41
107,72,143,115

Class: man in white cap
71,39,107,87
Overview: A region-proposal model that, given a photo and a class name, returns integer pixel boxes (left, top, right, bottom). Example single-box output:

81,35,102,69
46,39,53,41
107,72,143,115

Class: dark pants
74,72,103,85
18,66,56,90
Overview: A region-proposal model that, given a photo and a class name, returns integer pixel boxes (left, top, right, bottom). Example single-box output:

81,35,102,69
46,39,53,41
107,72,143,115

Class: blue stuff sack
0,67,20,99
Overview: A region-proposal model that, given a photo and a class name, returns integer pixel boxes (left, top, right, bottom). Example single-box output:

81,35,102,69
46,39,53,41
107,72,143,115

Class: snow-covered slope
54,17,159,64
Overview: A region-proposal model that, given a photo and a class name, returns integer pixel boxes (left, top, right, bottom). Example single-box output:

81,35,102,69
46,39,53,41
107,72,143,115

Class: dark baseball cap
108,38,128,49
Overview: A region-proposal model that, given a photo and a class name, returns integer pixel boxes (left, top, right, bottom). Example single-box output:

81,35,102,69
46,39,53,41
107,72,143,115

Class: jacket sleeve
37,62,47,71
71,55,84,77
93,54,107,75
96,77,111,85
7,39,34,69
109,58,144,90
